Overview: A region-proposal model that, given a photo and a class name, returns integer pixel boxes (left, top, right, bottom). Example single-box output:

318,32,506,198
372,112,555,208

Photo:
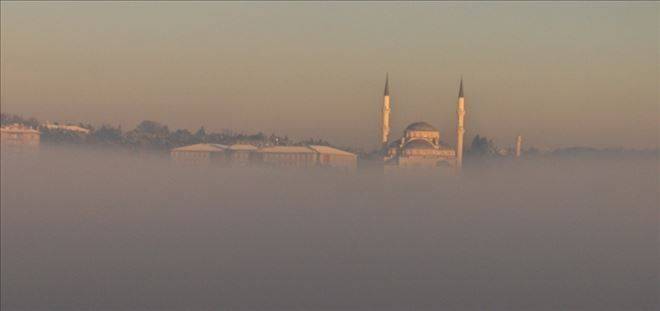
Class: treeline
465,134,657,159
3,113,654,158
1,113,40,128
1,113,334,151
546,146,658,158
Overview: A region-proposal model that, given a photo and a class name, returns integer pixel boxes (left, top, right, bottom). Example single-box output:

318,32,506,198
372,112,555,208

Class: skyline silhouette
1,2,657,149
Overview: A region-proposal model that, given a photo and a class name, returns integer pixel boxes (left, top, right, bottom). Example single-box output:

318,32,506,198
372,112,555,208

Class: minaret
515,135,523,158
456,77,466,170
381,73,391,149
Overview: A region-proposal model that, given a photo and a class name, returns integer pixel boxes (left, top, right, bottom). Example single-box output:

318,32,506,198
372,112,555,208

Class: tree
125,120,171,150
194,126,207,142
0,113,39,128
467,134,499,157
297,137,332,146
170,129,196,147
133,120,169,136
244,132,264,141
39,127,88,144
92,125,123,145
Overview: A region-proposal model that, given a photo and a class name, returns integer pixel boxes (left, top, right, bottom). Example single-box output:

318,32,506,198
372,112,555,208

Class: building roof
405,122,437,132
43,123,91,134
229,144,258,151
257,146,315,154
403,139,436,150
308,145,356,157
172,143,228,152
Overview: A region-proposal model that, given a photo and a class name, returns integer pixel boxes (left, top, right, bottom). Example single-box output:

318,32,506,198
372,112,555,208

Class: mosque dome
405,122,437,132
402,139,436,150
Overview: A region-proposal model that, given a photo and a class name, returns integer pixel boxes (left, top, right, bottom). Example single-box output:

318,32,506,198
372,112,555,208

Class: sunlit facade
171,143,357,170
379,76,465,170
0,124,40,151
384,122,456,168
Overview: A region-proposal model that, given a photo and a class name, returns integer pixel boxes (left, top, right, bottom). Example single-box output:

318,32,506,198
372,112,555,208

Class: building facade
384,122,456,168
170,143,357,170
170,143,228,165
0,124,40,151
227,144,258,166
308,145,358,171
254,146,318,168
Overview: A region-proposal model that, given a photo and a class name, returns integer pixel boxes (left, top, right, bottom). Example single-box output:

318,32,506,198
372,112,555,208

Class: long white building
171,143,357,171
170,143,228,165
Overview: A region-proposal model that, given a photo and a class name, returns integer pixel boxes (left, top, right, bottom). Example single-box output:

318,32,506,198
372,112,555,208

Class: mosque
379,74,466,170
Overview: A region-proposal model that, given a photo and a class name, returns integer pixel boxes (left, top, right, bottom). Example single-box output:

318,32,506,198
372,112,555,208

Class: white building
170,143,228,165
43,123,91,134
0,124,40,151
308,145,357,171
170,143,357,170
255,146,318,168
227,144,259,166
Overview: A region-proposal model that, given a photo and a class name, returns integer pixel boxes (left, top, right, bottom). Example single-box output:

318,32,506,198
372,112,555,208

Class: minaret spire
456,76,466,171
381,73,391,149
384,72,390,96
458,75,464,98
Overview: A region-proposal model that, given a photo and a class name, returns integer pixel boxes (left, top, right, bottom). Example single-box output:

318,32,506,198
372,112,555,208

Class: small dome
387,138,402,148
403,139,435,150
405,122,437,132
437,141,453,149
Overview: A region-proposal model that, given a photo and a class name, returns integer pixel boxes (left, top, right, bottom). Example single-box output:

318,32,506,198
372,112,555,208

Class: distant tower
515,135,523,158
456,77,466,170
381,73,391,149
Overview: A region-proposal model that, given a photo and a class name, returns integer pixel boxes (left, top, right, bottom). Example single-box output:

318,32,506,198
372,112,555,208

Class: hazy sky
1,2,658,149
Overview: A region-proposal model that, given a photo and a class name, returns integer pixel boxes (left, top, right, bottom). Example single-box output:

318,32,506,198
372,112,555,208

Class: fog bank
2,146,658,310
